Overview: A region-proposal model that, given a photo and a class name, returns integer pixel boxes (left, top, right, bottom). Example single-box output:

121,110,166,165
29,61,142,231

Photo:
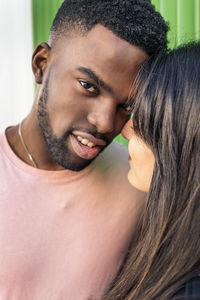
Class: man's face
36,25,148,171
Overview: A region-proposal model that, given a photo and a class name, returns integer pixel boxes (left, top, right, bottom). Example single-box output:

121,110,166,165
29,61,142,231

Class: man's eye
121,103,133,114
79,80,98,94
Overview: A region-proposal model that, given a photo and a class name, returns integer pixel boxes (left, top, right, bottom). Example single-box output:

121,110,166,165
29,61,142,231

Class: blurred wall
32,0,63,48
0,0,34,129
152,0,200,48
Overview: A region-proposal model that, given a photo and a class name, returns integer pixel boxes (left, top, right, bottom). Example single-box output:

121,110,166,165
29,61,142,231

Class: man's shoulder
101,141,129,161
95,141,129,170
92,141,146,227
90,141,132,184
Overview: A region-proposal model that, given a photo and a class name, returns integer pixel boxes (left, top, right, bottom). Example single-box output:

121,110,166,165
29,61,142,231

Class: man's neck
6,116,65,171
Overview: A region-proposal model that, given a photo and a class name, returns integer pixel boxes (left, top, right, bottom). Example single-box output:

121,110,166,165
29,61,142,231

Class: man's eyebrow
77,67,113,94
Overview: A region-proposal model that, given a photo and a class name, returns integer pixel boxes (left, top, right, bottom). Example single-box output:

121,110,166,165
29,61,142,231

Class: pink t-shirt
0,131,144,300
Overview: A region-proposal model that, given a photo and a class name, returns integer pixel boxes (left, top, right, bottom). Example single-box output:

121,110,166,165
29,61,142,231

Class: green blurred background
32,0,200,146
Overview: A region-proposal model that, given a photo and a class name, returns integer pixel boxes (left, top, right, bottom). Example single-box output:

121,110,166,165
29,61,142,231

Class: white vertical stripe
0,0,34,129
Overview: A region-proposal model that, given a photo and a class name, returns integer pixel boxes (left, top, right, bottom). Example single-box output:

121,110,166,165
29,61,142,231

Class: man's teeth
77,136,95,148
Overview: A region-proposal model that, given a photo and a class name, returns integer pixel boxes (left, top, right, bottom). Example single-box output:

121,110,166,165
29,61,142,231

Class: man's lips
70,131,107,160
72,131,107,146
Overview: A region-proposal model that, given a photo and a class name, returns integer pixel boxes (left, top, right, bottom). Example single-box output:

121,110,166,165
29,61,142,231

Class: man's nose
87,103,115,134
121,118,133,140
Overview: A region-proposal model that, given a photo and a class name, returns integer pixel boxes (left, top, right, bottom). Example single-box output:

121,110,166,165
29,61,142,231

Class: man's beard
37,79,94,171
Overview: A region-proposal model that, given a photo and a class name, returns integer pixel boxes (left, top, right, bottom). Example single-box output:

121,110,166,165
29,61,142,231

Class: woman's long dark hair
103,42,200,299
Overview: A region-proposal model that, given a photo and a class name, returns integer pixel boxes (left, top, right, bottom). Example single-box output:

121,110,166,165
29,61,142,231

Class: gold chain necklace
18,121,38,168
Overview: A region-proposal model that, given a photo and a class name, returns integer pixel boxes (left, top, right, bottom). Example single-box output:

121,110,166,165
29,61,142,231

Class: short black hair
50,0,169,56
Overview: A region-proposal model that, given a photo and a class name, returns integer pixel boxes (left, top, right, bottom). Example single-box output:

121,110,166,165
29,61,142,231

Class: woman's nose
121,118,133,140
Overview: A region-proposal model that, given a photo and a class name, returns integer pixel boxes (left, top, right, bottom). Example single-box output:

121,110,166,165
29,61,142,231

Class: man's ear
32,42,51,84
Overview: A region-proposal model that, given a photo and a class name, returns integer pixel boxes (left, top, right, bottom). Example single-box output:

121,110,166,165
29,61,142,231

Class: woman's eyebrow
77,66,113,94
